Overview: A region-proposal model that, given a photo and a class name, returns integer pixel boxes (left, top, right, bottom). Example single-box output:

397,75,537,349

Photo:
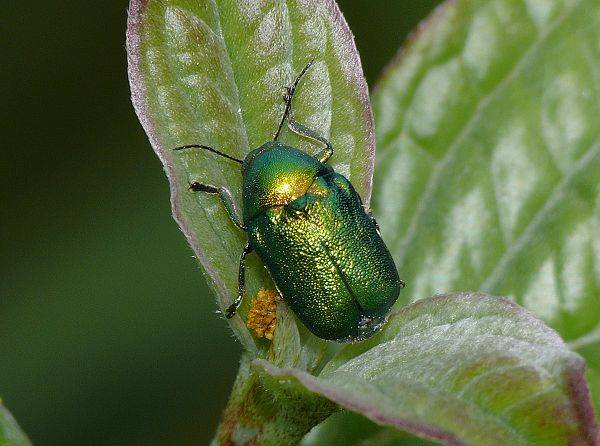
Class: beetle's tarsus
189,182,246,230
225,303,238,319
189,182,217,193
371,217,381,236
400,280,406,289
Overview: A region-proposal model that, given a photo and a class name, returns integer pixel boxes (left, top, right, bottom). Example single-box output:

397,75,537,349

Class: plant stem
214,354,335,446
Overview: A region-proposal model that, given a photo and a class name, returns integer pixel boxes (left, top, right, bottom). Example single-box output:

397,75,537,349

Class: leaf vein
481,135,600,292
393,0,586,267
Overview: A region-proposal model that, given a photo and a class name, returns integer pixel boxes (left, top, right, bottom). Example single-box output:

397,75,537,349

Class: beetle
175,62,404,342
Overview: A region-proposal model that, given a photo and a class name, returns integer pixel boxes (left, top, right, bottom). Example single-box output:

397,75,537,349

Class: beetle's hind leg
225,242,254,318
274,61,334,164
189,182,245,231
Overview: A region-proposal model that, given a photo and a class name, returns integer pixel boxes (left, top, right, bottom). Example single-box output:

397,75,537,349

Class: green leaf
0,402,31,446
302,411,437,446
371,0,600,415
126,0,375,354
262,293,599,445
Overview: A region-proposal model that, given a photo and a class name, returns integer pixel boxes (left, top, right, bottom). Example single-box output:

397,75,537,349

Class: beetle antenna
174,144,243,164
274,60,314,141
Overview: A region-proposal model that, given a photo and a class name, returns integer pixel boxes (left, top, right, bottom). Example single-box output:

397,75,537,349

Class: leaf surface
263,293,599,445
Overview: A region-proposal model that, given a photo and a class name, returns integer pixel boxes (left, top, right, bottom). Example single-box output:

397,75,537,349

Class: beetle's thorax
242,141,332,222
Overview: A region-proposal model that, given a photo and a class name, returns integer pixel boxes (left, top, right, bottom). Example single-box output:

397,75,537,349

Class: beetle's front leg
286,117,334,164
274,61,334,163
189,182,245,231
225,242,254,318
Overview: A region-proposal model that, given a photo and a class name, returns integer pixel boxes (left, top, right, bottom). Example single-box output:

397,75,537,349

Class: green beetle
176,63,404,342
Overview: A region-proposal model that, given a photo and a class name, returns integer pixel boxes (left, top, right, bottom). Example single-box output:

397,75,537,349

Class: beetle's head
241,141,332,221
241,140,284,175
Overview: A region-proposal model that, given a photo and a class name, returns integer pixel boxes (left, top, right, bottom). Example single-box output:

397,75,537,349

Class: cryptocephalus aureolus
175,62,404,342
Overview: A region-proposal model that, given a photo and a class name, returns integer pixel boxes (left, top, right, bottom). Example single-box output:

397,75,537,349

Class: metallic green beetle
176,63,404,342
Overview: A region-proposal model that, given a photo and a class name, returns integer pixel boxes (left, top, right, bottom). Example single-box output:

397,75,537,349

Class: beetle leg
189,182,245,231
225,243,254,318
287,118,334,164
371,216,381,236
363,207,382,236
273,61,334,164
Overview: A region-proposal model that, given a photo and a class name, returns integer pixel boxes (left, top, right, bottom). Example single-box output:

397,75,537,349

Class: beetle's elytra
175,62,404,342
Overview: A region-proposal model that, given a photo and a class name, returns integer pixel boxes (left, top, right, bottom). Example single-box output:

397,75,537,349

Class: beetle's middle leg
273,61,334,164
225,242,254,318
189,182,245,231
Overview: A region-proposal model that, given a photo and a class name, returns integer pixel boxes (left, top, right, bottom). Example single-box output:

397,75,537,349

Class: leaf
371,0,600,416
302,411,437,446
126,0,374,353
261,293,599,445
0,402,31,446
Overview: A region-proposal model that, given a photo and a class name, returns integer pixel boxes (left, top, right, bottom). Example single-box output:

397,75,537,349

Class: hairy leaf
263,293,599,445
127,0,374,353
371,0,600,415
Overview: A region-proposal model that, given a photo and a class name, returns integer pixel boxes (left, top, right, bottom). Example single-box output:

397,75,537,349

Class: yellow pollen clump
246,289,280,340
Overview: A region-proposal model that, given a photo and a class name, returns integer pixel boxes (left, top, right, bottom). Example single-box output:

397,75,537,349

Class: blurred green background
1,1,439,445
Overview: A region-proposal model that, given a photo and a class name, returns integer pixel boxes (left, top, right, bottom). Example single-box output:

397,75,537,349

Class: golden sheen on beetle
175,62,404,342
